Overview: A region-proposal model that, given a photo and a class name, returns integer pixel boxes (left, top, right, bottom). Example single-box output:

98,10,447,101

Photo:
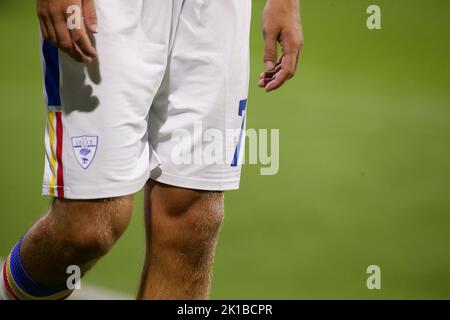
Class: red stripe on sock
56,112,64,198
2,260,18,300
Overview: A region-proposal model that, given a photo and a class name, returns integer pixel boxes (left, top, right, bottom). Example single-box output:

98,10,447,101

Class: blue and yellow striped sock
0,239,73,300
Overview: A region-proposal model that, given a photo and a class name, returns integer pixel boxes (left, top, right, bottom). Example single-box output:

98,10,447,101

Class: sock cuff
7,239,71,299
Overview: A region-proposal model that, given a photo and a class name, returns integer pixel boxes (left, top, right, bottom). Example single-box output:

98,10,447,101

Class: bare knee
46,195,134,259
18,195,134,286
151,184,224,257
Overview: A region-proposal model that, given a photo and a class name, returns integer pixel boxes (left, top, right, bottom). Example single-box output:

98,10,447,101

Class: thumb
83,0,98,33
263,33,278,71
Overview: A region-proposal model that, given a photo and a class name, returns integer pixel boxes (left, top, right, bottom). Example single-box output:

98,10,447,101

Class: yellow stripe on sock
5,256,26,300
48,111,57,197
5,255,73,300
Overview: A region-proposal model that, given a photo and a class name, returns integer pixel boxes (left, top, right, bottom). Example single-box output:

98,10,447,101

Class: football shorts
40,0,251,199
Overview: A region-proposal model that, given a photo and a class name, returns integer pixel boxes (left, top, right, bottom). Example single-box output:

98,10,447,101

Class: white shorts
40,0,251,199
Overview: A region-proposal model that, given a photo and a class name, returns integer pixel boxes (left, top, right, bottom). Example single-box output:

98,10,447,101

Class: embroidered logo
72,136,98,169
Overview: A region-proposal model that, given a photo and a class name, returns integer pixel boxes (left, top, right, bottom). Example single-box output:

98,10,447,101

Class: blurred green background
1,0,449,299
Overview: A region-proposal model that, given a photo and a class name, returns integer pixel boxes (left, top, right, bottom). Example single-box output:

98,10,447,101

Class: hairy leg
138,182,224,300
20,195,134,286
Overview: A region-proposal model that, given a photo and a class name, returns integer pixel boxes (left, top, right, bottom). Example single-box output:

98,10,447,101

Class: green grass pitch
1,0,449,299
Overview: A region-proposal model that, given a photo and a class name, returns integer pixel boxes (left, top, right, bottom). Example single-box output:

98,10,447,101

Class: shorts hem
151,171,240,191
41,175,149,200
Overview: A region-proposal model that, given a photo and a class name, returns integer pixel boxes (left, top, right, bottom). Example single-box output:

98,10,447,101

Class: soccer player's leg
1,0,174,300
138,182,224,299
138,0,252,299
0,196,133,300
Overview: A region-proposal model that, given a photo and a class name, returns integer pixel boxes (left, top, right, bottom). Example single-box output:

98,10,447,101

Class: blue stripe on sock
42,40,61,107
9,239,68,297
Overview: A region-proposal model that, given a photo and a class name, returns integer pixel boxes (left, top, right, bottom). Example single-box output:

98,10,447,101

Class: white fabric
41,0,252,199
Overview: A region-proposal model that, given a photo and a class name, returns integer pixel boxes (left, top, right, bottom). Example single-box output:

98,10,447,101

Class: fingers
37,0,97,63
73,41,93,63
43,15,58,45
264,59,294,92
39,18,49,41
83,0,98,33
258,64,281,88
261,31,303,92
263,30,278,72
69,25,97,63
53,17,83,62
68,0,97,62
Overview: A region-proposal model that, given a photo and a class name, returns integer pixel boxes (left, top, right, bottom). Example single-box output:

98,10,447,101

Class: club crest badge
72,136,98,169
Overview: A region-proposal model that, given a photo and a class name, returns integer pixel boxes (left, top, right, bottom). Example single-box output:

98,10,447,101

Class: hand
259,0,303,92
37,0,98,63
